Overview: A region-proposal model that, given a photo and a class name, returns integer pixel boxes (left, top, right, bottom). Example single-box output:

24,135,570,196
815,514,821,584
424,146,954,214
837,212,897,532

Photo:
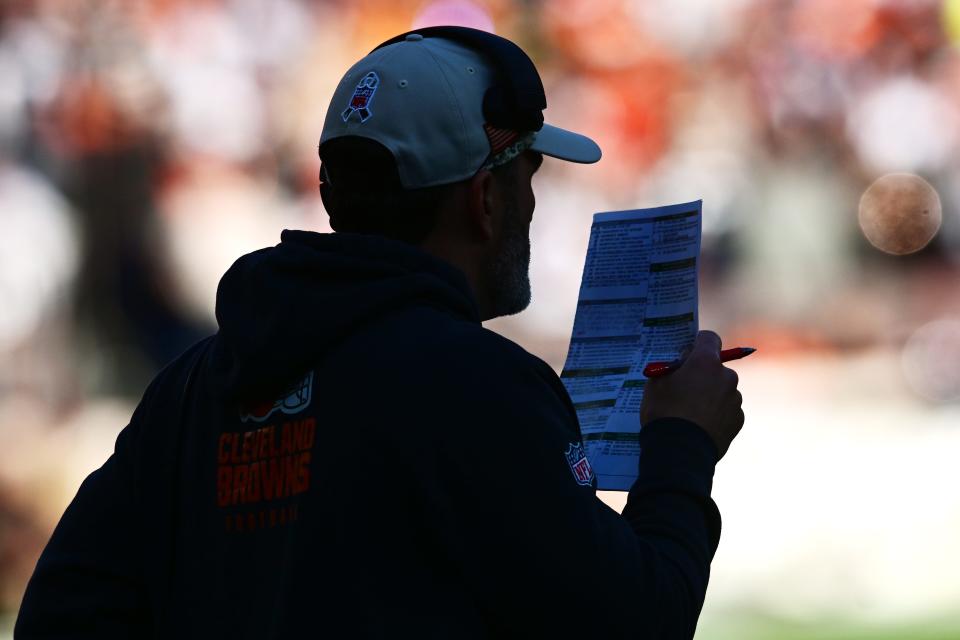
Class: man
17,27,743,638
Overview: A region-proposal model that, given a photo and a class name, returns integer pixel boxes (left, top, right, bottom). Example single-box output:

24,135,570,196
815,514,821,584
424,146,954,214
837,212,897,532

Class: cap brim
530,124,602,164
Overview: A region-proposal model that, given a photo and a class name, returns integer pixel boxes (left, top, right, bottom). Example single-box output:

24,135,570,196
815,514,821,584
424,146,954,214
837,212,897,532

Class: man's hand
640,330,744,460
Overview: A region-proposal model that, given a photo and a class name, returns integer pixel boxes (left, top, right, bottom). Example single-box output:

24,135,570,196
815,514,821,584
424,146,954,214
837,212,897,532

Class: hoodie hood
211,230,479,399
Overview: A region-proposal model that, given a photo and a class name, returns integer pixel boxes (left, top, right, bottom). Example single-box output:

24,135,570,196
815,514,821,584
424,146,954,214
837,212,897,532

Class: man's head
318,27,600,319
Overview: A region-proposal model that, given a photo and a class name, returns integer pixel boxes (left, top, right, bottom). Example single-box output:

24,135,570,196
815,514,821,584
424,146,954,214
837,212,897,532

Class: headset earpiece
371,26,545,133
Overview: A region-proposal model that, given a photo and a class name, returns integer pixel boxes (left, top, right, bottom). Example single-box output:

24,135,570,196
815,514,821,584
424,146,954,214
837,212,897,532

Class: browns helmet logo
240,372,314,423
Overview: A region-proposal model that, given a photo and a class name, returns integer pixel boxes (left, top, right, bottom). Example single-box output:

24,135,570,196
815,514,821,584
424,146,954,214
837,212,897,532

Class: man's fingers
690,330,722,358
674,330,724,372
724,367,739,388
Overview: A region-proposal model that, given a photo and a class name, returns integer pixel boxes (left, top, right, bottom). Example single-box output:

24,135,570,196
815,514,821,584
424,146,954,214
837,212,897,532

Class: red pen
642,347,756,378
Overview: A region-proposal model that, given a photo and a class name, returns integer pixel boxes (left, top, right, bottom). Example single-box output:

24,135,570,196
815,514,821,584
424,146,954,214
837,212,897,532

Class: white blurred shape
228,0,314,70
0,165,78,350
158,165,286,323
527,175,606,334
640,77,755,235
737,160,855,318
849,77,958,173
0,17,68,148
3,18,66,105
642,147,748,237
413,0,496,32
902,317,960,403
166,66,265,161
770,60,850,126
148,2,249,69
629,0,752,57
148,3,265,161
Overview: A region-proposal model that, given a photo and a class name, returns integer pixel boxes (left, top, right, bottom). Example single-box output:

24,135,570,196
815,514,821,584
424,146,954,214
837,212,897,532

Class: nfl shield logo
565,442,595,486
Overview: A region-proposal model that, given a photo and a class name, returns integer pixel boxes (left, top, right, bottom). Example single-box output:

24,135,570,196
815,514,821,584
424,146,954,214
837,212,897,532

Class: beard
487,201,531,318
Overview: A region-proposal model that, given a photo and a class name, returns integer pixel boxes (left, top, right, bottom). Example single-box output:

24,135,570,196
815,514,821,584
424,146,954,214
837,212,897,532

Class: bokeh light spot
902,318,960,403
858,173,942,255
848,77,958,173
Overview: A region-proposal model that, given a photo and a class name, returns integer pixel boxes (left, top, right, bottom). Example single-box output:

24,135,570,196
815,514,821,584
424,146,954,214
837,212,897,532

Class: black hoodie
17,231,721,639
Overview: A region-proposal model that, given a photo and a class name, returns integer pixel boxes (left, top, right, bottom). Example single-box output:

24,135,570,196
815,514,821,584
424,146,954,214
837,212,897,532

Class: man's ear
464,168,497,242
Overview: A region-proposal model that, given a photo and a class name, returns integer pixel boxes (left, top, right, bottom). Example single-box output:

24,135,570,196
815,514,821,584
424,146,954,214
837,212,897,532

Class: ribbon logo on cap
341,71,380,123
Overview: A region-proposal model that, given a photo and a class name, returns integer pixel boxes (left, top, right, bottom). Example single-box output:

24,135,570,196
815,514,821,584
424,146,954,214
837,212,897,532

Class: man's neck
418,238,495,321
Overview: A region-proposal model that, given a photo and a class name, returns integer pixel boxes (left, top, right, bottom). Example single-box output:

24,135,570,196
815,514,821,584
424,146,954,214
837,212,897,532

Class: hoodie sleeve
410,337,721,639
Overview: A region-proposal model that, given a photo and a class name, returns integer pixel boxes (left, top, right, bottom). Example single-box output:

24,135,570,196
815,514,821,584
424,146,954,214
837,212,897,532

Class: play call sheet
561,201,702,491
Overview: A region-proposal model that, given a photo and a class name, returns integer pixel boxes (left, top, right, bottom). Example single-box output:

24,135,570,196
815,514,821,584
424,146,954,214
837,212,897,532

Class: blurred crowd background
2,0,960,636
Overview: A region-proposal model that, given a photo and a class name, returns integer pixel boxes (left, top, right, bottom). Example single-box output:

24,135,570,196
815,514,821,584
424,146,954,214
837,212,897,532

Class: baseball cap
320,26,601,189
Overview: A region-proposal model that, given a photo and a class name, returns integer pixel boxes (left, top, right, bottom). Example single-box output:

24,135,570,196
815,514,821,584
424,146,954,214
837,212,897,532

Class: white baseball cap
320,27,601,189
